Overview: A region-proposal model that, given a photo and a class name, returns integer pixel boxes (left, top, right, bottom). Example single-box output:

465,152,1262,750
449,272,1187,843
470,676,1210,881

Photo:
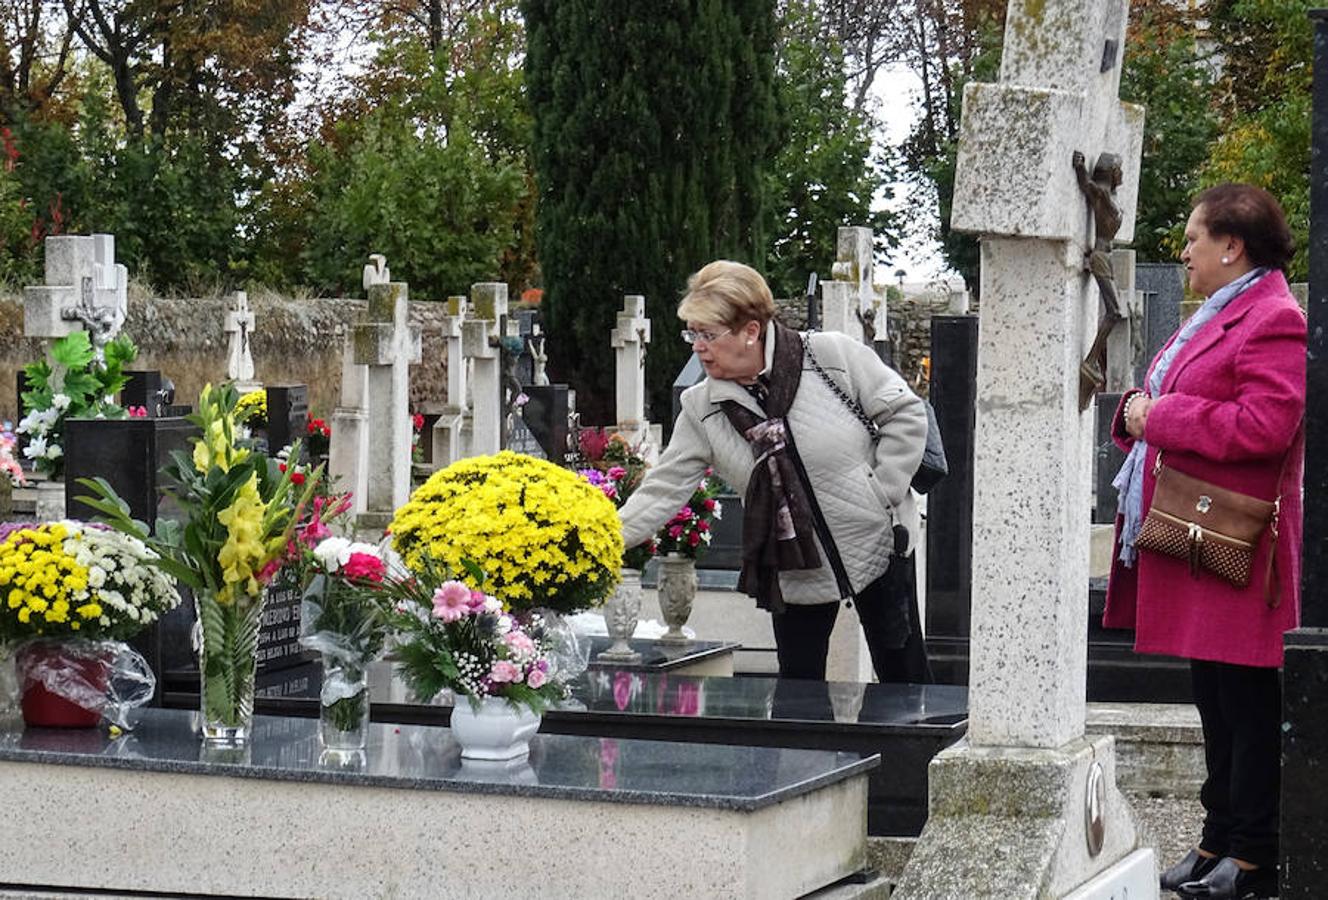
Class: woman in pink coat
1103,184,1305,899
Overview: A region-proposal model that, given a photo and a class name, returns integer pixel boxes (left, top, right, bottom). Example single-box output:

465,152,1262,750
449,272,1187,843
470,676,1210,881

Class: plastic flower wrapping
384,556,571,713
389,451,623,615
654,473,724,559
298,535,393,734
0,520,181,726
17,331,137,480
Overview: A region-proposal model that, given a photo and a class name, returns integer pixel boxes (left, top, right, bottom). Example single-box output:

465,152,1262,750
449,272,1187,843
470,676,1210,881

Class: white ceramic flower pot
450,696,542,761
597,568,643,663
657,553,697,644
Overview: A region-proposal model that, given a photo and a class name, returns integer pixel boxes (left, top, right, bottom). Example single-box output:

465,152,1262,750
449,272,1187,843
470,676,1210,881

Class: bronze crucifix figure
1073,150,1126,411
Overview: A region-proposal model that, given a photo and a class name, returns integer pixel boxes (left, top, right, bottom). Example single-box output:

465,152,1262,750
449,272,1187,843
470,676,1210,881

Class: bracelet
1123,393,1146,422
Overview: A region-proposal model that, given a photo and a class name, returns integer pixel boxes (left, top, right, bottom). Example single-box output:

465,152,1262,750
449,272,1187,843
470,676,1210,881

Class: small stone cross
610,295,651,429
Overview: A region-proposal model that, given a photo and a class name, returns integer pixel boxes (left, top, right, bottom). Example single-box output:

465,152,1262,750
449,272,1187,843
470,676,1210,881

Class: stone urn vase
597,568,643,663
657,553,697,644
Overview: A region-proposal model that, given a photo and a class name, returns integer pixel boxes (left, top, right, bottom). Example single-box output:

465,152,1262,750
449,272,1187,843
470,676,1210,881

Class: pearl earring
1221,256,1230,264
746,339,754,346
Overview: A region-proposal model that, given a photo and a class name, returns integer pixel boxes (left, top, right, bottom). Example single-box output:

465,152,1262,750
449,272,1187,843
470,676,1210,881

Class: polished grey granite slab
0,707,877,812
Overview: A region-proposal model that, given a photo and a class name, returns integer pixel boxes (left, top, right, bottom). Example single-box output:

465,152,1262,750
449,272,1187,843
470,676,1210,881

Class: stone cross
224,291,259,391
820,227,876,343
329,329,370,519
352,280,421,537
431,295,472,468
897,1,1150,896
463,284,507,457
610,295,651,433
24,234,128,349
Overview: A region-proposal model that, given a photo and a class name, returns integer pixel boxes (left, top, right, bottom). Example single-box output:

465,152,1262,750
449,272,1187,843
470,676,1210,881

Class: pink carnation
504,631,536,657
607,466,627,480
668,524,684,539
432,580,472,622
490,660,521,683
688,531,701,547
343,552,385,582
703,498,717,511
527,668,547,689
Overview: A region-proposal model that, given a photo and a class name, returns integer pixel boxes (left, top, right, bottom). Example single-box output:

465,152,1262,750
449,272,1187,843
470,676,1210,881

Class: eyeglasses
680,327,733,345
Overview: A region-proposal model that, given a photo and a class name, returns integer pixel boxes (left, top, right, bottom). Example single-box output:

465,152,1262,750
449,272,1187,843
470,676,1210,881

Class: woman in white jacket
618,260,930,681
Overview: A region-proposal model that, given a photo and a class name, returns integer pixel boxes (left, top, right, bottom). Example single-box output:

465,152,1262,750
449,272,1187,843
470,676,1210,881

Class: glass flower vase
195,589,264,746
319,655,371,753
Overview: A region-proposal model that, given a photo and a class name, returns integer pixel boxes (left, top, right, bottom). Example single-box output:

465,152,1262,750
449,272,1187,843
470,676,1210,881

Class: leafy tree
1119,2,1218,263
764,0,895,298
523,0,778,423
896,0,1004,295
1200,0,1311,279
289,6,529,298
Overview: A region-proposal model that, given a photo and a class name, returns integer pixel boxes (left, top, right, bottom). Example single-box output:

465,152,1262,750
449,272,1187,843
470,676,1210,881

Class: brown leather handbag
1135,451,1283,605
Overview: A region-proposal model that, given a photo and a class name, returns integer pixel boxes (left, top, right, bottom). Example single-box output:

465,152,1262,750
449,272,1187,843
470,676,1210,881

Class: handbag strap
802,331,880,444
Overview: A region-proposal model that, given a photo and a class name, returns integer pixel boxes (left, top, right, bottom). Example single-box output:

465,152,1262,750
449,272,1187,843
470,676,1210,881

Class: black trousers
1191,659,1282,868
770,553,933,684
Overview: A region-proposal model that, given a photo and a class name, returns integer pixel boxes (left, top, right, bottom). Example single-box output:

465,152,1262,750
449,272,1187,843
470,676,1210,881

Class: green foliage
1120,10,1219,263
523,0,779,422
18,332,137,480
1200,0,1312,279
763,0,896,299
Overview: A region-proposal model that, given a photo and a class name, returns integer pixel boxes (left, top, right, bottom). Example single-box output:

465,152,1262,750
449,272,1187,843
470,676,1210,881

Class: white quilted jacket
619,325,927,604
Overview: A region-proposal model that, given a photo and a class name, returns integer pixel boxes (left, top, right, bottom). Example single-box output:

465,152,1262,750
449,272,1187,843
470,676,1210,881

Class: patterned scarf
719,321,822,613
1113,267,1268,565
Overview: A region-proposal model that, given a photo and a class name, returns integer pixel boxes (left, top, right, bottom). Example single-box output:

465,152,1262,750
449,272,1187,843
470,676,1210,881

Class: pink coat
1103,270,1306,668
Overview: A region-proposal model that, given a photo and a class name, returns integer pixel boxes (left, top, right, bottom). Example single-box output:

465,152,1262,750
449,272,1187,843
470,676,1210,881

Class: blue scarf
1113,267,1269,565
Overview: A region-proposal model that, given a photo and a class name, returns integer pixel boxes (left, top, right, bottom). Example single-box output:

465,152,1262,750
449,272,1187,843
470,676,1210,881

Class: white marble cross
224,291,257,385
610,295,651,431
463,284,507,457
895,4,1147,896
352,280,421,534
821,226,876,343
24,234,127,346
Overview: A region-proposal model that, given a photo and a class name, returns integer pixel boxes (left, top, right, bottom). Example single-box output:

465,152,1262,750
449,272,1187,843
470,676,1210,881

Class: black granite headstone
671,354,705,438
1281,12,1328,896
925,316,978,639
1093,392,1125,524
521,385,570,464
1135,263,1184,383
121,370,164,416
63,416,201,697
265,384,308,459
256,567,311,673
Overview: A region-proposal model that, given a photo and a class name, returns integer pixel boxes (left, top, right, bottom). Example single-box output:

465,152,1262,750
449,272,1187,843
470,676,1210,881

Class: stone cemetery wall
773,291,967,397
0,291,451,421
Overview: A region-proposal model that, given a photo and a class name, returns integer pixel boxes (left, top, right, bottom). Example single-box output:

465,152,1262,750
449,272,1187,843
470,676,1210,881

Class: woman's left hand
1125,395,1154,439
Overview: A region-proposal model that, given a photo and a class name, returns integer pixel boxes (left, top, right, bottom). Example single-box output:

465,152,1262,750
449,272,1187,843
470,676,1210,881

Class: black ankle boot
1177,857,1278,899
1161,849,1219,892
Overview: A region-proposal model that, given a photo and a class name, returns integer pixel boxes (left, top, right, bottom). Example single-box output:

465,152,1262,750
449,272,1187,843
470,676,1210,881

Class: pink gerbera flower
432,580,472,622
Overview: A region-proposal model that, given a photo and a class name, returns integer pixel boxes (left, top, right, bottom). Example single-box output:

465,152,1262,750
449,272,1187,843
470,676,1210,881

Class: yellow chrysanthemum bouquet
389,451,624,615
78,383,320,744
0,520,181,727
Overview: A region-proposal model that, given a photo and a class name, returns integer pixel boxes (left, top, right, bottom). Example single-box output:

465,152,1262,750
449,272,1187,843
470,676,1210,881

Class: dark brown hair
1193,183,1294,271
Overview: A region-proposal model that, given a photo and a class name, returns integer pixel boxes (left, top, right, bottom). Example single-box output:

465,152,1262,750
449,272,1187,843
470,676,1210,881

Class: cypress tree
523,0,778,425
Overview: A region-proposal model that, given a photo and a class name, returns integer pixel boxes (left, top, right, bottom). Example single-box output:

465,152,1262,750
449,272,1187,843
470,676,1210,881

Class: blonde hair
677,260,775,328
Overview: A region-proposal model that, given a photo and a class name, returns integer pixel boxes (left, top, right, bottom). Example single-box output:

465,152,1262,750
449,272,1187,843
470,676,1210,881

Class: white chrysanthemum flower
87,566,107,588
51,393,71,411
45,442,62,460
